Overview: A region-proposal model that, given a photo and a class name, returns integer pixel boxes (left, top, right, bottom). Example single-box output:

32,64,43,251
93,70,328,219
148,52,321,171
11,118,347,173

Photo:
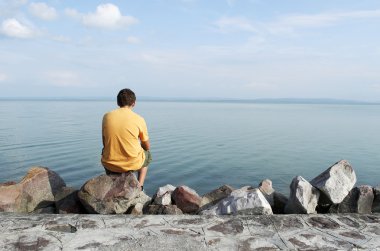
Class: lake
0,100,379,196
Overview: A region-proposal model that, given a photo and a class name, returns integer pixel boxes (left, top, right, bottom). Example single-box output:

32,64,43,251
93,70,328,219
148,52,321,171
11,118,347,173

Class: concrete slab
0,213,379,250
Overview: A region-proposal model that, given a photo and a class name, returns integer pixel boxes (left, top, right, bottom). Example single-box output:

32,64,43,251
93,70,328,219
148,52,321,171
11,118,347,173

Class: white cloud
0,18,35,38
127,36,140,44
268,9,380,34
46,71,81,87
64,8,81,19
0,73,7,82
82,3,138,29
213,17,256,33
29,2,58,20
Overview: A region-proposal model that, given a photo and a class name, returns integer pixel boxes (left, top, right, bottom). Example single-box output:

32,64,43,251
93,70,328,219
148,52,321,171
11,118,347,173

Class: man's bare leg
138,166,148,188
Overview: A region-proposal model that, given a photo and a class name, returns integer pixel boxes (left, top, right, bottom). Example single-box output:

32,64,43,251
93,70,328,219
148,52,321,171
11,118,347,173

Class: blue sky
0,0,379,101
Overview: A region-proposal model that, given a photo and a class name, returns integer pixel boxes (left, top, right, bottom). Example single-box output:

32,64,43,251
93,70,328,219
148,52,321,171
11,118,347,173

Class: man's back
101,107,149,172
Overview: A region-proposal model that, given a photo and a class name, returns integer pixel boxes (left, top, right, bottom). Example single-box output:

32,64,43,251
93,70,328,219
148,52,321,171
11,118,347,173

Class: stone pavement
0,213,379,250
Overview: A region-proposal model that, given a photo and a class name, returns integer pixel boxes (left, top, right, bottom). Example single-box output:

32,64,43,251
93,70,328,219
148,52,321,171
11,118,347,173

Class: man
101,88,152,190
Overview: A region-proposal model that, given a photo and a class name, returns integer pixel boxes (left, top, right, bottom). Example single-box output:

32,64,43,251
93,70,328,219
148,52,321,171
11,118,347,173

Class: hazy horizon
1,1,380,101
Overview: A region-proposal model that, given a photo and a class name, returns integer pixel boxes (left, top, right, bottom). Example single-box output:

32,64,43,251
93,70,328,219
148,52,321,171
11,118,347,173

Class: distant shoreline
0,97,379,105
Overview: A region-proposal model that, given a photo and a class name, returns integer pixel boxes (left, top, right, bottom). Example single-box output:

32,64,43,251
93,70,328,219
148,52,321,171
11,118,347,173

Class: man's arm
141,140,150,151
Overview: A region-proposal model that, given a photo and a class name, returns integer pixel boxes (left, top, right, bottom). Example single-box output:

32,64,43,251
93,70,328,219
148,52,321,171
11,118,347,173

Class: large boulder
171,186,201,214
153,184,176,206
310,160,356,204
373,185,380,213
0,166,66,213
199,184,234,210
200,186,273,215
329,185,374,214
55,187,86,214
143,204,183,215
78,172,150,214
285,176,320,214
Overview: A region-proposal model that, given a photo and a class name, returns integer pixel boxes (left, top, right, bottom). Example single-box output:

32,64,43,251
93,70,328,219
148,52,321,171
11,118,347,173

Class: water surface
0,100,379,195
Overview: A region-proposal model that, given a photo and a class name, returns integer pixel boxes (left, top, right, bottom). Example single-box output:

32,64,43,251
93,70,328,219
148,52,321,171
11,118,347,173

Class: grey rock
373,185,380,213
78,172,150,214
143,204,183,215
199,184,234,210
153,184,176,206
128,203,143,215
200,186,273,215
273,192,289,214
329,185,374,214
285,176,320,214
172,186,202,214
0,166,66,213
55,187,86,214
32,206,56,214
258,179,288,214
310,160,356,204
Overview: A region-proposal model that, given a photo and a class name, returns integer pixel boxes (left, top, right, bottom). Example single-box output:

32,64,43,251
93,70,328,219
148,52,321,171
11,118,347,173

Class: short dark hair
117,88,136,107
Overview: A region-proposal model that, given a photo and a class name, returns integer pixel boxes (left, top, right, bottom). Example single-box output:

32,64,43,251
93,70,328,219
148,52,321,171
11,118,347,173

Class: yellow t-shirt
101,107,149,172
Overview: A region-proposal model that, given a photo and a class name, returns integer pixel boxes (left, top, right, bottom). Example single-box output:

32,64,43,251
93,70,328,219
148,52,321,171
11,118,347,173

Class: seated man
101,88,152,190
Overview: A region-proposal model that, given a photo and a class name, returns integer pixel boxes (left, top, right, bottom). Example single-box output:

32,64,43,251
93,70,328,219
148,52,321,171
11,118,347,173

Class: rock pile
0,160,378,215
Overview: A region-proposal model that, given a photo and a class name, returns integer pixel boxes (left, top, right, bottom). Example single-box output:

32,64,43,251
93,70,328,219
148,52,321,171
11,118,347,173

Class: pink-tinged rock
310,160,356,204
0,166,66,213
55,187,86,214
285,176,320,214
172,186,201,214
78,172,151,214
329,185,374,214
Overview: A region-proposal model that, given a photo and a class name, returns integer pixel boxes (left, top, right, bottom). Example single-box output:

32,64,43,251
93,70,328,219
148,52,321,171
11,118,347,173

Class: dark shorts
104,150,152,175
142,150,152,168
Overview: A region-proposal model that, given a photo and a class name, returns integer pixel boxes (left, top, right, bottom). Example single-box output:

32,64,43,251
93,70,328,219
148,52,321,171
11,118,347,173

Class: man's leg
138,166,148,187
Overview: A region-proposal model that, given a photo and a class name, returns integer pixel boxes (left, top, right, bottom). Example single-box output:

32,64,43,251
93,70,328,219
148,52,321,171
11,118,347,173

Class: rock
200,186,273,215
373,185,380,213
128,203,143,215
172,186,201,214
258,179,288,214
78,172,151,214
199,184,234,210
259,179,275,195
258,179,275,208
310,160,356,204
32,206,56,214
273,192,288,214
143,204,183,215
285,176,320,214
153,184,176,206
329,185,374,214
0,166,66,213
55,187,86,214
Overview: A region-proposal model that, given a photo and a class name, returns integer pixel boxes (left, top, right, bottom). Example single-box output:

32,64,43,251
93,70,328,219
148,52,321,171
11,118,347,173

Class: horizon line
0,97,379,105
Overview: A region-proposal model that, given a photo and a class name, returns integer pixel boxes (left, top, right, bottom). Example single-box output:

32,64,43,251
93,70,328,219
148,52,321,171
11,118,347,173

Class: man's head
117,88,136,107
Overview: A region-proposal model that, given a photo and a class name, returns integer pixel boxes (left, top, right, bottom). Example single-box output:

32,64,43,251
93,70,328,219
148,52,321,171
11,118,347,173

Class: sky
0,0,380,101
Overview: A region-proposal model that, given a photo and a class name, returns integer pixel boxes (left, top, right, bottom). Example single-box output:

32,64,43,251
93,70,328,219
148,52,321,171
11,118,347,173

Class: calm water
0,100,379,196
